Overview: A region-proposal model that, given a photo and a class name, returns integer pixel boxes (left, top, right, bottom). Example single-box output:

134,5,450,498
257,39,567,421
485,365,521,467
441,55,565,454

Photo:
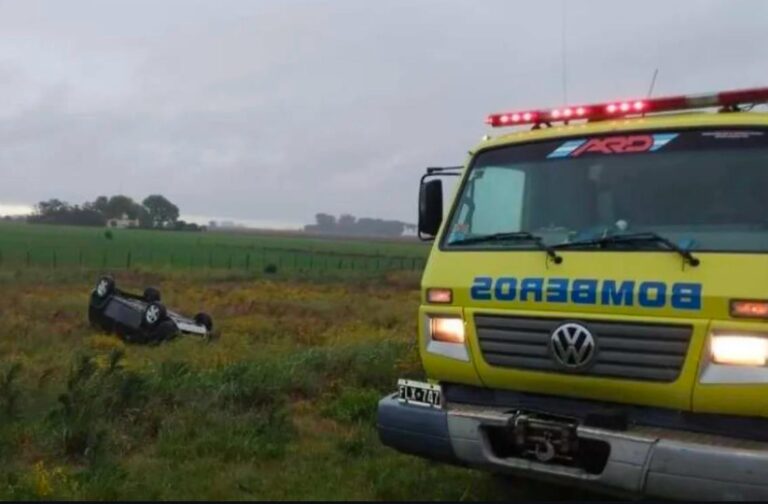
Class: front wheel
142,302,167,327
94,275,115,299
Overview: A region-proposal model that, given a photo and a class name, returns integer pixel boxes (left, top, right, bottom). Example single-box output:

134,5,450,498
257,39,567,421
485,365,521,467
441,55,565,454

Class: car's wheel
194,312,214,331
143,287,161,302
142,302,166,327
94,275,115,299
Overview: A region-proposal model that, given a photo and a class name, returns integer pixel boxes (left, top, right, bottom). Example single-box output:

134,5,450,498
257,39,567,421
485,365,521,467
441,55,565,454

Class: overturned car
88,275,213,344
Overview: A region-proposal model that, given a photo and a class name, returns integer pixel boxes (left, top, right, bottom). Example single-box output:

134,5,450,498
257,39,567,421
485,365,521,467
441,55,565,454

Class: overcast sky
1,0,766,227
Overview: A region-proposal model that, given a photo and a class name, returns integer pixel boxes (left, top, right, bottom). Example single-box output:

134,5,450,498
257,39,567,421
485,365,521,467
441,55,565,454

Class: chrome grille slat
479,341,550,357
597,351,684,367
477,328,551,344
474,314,693,382
583,323,691,341
596,338,688,355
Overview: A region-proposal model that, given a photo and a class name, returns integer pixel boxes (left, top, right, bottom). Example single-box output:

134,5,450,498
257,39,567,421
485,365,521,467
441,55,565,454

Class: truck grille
474,315,693,382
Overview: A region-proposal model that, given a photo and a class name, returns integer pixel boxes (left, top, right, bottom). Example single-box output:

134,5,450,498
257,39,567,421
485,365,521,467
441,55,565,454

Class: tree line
28,194,203,231
304,213,416,238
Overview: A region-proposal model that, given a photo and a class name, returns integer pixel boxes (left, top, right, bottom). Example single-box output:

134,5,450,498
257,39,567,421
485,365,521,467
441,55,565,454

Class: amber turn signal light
730,300,768,319
426,288,452,304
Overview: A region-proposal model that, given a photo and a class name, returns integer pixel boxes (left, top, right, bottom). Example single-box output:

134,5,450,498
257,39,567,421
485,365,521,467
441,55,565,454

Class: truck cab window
453,167,526,235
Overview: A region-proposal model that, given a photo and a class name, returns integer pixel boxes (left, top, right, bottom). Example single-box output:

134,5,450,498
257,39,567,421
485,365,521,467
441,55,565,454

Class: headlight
710,335,768,366
430,317,465,344
425,315,468,362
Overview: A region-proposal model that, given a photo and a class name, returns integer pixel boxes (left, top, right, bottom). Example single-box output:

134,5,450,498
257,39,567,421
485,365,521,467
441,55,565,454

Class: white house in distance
106,213,139,229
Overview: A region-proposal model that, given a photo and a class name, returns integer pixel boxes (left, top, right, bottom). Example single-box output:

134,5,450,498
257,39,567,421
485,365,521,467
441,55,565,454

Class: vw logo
550,322,596,368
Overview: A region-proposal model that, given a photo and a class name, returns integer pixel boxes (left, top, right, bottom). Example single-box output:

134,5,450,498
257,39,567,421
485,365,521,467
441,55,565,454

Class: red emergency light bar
485,87,768,128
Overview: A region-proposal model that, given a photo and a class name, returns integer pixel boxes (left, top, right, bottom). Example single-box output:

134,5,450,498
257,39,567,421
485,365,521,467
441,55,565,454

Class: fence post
245,253,251,270
126,251,132,269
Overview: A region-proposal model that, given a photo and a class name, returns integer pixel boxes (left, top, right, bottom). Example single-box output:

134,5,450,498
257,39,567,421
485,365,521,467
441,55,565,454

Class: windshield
443,128,768,252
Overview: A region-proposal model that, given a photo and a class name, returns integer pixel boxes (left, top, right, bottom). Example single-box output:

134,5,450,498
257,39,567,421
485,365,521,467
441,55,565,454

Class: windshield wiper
448,231,563,264
553,231,700,267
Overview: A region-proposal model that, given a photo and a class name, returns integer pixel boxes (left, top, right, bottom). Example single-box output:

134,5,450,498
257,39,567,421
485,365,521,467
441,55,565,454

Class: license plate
397,379,442,408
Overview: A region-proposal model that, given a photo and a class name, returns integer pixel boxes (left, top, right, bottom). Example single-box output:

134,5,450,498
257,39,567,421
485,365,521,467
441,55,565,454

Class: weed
322,388,379,425
49,352,147,461
0,362,22,420
0,269,564,500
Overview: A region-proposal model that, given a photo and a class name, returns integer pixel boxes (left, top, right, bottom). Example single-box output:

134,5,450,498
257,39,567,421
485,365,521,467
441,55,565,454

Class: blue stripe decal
547,139,587,158
650,133,678,151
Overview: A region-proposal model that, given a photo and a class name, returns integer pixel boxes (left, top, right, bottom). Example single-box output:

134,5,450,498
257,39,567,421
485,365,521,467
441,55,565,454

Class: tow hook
534,439,557,462
509,411,579,464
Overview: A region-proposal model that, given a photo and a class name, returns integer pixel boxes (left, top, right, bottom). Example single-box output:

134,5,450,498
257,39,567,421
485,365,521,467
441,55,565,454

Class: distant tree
87,195,109,215
35,199,69,216
142,195,179,228
105,195,140,219
304,212,409,237
337,214,356,229
137,206,153,229
315,213,336,229
30,198,104,226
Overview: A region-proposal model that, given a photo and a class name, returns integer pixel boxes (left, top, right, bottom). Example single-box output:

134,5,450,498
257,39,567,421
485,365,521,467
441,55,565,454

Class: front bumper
377,394,768,500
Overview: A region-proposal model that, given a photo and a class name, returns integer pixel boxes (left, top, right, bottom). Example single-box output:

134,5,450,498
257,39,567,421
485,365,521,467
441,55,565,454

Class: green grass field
0,269,604,501
0,222,429,273
0,224,604,500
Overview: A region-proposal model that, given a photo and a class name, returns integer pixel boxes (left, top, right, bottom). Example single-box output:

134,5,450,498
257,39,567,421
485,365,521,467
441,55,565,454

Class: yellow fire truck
377,87,768,500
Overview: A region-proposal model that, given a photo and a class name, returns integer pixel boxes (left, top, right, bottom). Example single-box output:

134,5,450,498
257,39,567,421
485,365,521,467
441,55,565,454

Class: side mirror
418,179,443,239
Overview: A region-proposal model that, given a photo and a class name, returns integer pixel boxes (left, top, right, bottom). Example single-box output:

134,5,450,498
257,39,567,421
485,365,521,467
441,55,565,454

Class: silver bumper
378,395,768,501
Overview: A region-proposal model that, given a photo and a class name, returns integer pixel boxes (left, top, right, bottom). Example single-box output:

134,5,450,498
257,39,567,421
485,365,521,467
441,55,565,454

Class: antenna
647,68,659,98
560,0,568,104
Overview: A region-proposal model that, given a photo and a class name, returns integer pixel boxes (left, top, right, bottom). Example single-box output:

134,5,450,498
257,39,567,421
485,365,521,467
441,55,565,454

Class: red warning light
485,86,768,127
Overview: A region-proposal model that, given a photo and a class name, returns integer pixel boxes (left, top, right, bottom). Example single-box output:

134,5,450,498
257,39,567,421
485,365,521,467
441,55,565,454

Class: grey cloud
0,0,766,225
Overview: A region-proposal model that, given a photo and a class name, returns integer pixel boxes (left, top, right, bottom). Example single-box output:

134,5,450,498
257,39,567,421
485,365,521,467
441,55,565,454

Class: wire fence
0,245,428,274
